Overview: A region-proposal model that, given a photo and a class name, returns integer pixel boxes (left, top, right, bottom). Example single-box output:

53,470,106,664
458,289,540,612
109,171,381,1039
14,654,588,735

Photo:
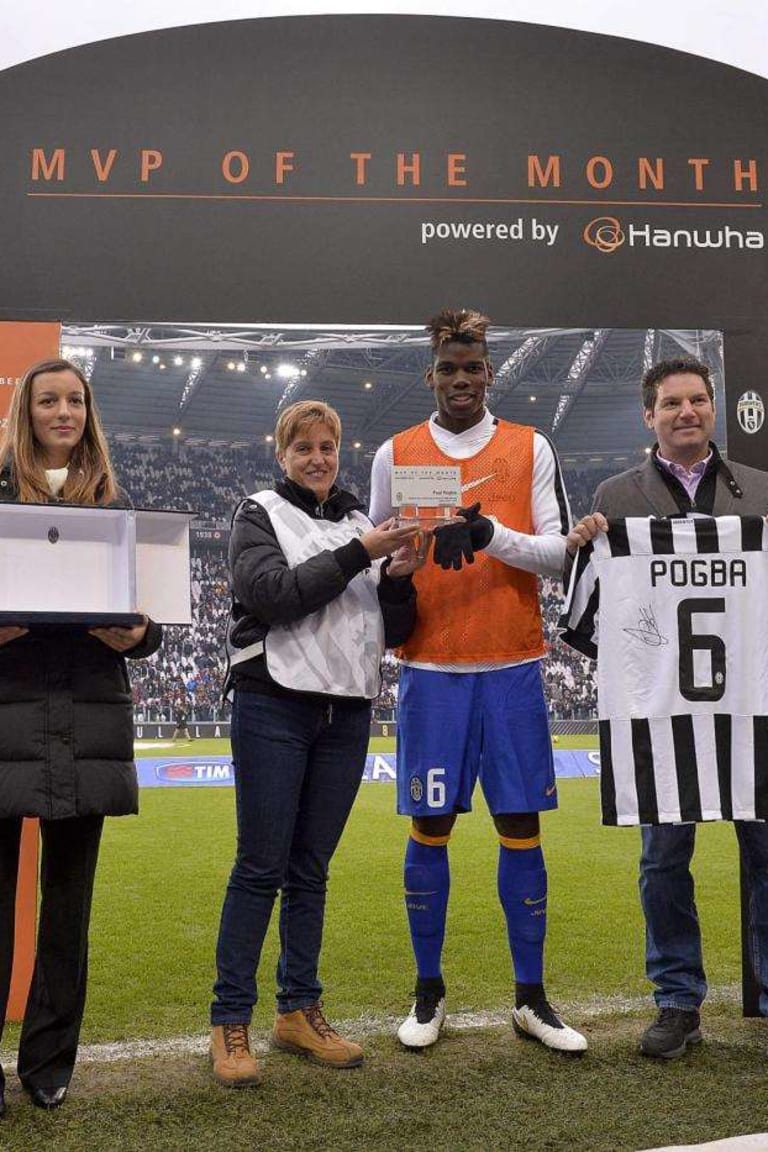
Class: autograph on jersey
623,604,669,647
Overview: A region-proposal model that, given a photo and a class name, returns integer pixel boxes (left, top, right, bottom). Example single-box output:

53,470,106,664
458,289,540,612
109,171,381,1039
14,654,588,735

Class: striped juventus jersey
559,515,768,826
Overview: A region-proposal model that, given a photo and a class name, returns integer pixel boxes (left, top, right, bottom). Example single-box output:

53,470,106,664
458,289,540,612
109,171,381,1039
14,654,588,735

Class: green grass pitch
5,734,741,1043
0,733,757,1152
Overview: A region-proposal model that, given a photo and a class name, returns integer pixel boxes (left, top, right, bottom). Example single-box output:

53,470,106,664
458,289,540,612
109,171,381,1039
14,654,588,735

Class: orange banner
1,320,60,1022
7,821,40,1019
0,320,61,423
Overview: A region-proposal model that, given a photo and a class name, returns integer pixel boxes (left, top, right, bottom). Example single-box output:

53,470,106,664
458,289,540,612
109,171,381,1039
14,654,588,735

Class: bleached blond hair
426,309,491,354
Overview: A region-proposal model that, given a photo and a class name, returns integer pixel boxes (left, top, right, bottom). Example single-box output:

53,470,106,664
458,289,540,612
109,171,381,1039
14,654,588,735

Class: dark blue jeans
211,690,370,1023
640,820,768,1014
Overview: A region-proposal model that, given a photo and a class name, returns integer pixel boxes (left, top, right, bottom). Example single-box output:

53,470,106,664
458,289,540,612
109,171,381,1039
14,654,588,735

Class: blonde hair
275,400,342,454
0,358,118,505
426,308,492,353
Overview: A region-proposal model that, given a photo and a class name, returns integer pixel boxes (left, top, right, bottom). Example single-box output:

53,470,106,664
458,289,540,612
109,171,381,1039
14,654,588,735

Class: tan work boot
210,1023,262,1087
272,1003,363,1068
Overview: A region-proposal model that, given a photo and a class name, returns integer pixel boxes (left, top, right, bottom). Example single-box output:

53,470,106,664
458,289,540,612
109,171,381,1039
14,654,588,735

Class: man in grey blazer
566,357,768,1059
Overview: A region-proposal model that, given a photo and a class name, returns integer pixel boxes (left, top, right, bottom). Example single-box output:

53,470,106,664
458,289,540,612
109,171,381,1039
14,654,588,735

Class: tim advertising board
0,16,766,464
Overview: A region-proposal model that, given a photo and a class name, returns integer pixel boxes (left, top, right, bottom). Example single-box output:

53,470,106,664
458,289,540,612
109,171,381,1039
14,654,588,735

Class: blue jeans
211,690,370,1024
640,821,768,1014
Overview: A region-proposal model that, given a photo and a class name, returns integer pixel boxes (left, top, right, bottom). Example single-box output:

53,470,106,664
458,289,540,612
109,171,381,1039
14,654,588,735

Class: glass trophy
391,465,462,561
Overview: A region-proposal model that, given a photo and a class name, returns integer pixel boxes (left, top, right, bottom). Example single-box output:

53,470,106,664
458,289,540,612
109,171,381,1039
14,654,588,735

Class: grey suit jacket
591,456,768,520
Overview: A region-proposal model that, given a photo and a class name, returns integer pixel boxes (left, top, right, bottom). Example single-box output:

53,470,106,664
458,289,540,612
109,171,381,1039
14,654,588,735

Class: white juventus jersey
560,515,768,826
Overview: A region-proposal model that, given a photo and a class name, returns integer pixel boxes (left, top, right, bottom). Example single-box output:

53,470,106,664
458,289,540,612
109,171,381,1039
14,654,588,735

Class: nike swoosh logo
545,783,557,796
461,472,495,493
523,896,547,906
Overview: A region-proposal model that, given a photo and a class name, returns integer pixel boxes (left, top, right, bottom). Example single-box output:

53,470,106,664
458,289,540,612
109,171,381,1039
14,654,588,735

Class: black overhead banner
0,16,766,465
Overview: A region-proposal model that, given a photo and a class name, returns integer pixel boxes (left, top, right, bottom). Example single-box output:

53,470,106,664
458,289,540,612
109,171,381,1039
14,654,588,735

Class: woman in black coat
210,400,419,1086
0,358,162,1115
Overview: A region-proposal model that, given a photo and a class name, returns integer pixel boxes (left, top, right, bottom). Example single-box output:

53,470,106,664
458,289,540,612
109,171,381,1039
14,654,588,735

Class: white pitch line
0,985,743,1067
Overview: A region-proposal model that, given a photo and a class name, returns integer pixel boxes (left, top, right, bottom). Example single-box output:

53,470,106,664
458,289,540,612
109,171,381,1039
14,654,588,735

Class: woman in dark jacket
0,358,162,1115
210,400,419,1086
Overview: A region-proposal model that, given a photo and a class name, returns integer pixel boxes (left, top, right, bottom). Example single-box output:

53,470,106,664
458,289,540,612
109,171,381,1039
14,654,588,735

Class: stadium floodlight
227,361,236,371
353,441,362,449
364,381,373,390
152,355,160,364
191,356,202,369
236,362,246,373
131,351,143,362
260,365,268,374
529,395,537,402
276,363,301,379
173,355,184,367
265,434,274,443
172,426,182,437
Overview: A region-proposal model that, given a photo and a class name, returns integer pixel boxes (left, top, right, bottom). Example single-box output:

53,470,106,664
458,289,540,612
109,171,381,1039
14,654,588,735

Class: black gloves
432,503,494,571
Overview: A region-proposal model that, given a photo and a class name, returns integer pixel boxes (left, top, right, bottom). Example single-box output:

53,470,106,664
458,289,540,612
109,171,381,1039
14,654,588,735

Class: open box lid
135,509,194,625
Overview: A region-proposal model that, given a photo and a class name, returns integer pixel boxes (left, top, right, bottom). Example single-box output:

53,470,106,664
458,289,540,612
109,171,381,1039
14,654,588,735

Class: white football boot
512,1000,587,1055
397,982,446,1049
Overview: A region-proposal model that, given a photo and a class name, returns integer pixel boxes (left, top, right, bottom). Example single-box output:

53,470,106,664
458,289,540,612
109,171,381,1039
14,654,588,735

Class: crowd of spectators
109,440,275,523
116,438,616,724
131,551,231,721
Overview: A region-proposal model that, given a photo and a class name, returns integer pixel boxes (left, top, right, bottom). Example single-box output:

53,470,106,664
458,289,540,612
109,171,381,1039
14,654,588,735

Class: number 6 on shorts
427,767,446,808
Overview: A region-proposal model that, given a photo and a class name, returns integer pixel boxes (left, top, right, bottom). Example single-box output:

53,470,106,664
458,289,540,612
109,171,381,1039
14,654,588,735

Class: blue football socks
497,838,547,986
403,832,450,981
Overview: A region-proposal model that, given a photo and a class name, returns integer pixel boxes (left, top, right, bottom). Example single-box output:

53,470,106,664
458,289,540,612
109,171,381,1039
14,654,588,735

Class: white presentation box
0,504,193,626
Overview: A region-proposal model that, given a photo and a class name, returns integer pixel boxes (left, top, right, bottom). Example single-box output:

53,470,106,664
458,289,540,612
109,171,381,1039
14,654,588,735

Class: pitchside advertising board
0,15,766,466
134,753,602,788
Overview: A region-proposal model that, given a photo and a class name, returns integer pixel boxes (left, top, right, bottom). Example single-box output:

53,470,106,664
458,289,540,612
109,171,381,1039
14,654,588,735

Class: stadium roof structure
61,325,724,465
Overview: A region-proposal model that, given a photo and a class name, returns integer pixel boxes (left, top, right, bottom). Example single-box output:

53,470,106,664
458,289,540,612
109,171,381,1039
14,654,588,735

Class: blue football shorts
395,662,557,817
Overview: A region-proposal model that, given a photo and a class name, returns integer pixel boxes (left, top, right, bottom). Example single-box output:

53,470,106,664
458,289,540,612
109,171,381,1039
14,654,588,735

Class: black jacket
0,470,162,819
226,477,416,700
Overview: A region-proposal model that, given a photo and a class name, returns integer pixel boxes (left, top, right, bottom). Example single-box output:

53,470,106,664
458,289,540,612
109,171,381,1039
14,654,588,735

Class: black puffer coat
0,473,162,819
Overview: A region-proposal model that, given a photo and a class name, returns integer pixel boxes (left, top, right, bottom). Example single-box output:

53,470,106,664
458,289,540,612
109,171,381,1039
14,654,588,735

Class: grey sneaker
640,1007,702,1059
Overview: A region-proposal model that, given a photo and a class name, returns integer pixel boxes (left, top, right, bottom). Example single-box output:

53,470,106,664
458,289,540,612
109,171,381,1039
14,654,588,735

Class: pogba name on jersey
649,557,747,588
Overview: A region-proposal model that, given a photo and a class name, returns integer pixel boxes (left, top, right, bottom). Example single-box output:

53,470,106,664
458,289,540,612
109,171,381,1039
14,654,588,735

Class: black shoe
26,1085,68,1110
640,1007,702,1059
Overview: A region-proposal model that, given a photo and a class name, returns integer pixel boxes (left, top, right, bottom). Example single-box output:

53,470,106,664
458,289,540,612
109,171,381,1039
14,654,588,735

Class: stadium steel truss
60,325,723,465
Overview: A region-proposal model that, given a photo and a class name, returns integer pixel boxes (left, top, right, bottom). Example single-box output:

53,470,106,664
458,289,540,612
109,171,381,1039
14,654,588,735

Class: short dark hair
642,358,714,411
426,308,491,356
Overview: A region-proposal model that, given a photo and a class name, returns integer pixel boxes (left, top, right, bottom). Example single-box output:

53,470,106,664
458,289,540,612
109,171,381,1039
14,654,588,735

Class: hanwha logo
583,216,625,253
410,775,423,803
737,390,765,434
